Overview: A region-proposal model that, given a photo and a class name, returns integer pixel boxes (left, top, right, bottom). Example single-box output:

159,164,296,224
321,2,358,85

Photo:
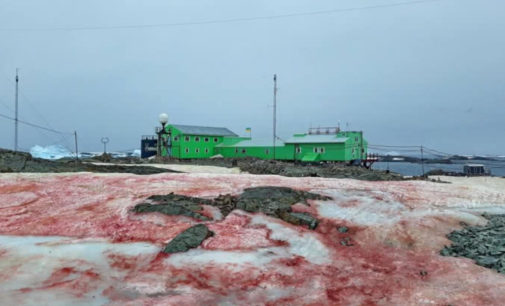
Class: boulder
163,224,214,253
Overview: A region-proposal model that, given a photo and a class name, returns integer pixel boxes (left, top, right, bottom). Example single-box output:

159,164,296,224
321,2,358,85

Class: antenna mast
14,69,19,151
273,74,277,160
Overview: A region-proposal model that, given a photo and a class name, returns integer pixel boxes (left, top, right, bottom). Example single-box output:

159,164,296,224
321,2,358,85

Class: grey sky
0,0,504,155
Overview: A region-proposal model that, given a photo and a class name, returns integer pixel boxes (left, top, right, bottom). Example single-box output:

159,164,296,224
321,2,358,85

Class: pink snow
1,172,505,305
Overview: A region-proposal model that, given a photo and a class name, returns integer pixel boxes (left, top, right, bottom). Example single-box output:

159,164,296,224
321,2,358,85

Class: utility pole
421,145,425,177
14,69,19,151
273,74,277,160
74,131,79,160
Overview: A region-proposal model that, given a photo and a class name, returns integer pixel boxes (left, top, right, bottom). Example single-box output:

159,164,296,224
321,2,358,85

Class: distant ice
29,145,140,160
30,145,74,160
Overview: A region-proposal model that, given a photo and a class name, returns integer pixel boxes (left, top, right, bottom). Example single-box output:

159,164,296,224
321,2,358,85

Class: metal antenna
273,74,277,160
14,69,19,151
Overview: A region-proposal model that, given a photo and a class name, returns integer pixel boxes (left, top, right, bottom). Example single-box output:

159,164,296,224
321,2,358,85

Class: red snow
1,172,505,305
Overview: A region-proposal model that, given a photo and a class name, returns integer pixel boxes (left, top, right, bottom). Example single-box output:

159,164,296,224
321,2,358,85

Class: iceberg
30,145,74,160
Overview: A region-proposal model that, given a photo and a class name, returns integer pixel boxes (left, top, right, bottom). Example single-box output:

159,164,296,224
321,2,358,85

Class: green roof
285,134,349,144
170,124,237,136
217,139,284,148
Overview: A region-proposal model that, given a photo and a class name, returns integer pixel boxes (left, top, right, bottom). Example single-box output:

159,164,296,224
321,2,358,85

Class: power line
369,144,421,148
0,112,71,135
1,73,57,132
0,0,443,32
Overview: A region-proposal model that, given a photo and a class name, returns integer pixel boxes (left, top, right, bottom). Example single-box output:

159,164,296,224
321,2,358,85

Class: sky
0,0,504,155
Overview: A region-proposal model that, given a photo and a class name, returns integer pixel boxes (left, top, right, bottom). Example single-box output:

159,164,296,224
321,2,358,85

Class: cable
0,0,443,32
369,144,421,148
0,112,71,134
1,73,57,132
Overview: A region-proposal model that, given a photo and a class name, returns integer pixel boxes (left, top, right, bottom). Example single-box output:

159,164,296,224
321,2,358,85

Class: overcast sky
0,0,504,155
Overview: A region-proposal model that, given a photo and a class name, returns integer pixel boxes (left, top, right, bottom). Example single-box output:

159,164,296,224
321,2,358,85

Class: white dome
159,113,169,124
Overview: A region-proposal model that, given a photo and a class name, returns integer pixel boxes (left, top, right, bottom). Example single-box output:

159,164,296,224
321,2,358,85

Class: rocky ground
0,149,175,175
1,148,404,180
94,155,404,181
134,186,328,253
441,214,505,273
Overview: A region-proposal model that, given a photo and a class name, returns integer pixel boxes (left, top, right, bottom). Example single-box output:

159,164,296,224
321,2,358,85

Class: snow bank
1,173,505,304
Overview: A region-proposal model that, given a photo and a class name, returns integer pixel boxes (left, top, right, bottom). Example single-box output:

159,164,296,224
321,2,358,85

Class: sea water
373,160,505,177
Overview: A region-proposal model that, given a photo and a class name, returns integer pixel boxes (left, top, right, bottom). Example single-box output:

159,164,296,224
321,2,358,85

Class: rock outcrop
163,224,214,253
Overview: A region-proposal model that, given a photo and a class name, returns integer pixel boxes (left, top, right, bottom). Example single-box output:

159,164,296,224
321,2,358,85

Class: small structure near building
463,164,490,176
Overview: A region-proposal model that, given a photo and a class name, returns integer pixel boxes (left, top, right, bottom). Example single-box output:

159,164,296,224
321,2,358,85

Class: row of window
184,148,211,154
181,146,359,155
233,148,272,154
295,147,326,154
230,147,328,155
174,136,219,143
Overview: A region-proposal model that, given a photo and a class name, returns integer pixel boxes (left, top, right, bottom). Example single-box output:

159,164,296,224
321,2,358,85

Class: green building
162,124,238,159
153,122,368,163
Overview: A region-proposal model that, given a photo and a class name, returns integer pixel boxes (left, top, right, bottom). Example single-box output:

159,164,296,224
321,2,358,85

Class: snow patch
250,215,331,265
167,247,286,267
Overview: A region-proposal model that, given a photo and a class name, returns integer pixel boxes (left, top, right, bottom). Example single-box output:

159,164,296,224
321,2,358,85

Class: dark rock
279,212,319,230
236,158,403,181
163,224,214,253
476,256,500,267
132,202,210,221
0,149,31,172
340,237,353,247
338,226,349,233
441,214,505,274
134,186,328,229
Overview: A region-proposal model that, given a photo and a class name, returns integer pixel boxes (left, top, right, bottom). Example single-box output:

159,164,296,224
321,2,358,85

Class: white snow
167,247,286,267
250,215,331,265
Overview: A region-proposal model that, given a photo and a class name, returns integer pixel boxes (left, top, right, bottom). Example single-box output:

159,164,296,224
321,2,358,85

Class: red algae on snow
1,172,505,305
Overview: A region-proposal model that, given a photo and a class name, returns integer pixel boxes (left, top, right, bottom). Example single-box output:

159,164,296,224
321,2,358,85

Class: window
352,148,355,154
185,148,189,153
184,136,190,142
265,149,270,155
355,137,358,142
214,138,219,143
296,147,302,154
205,148,209,153
204,137,209,142
313,147,318,153
196,148,200,153
320,147,325,153
235,148,239,153
241,149,247,154
195,136,200,142
174,136,179,142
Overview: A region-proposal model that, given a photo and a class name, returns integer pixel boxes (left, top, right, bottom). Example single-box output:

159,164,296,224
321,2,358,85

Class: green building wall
162,125,229,159
215,144,294,160
158,124,368,162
